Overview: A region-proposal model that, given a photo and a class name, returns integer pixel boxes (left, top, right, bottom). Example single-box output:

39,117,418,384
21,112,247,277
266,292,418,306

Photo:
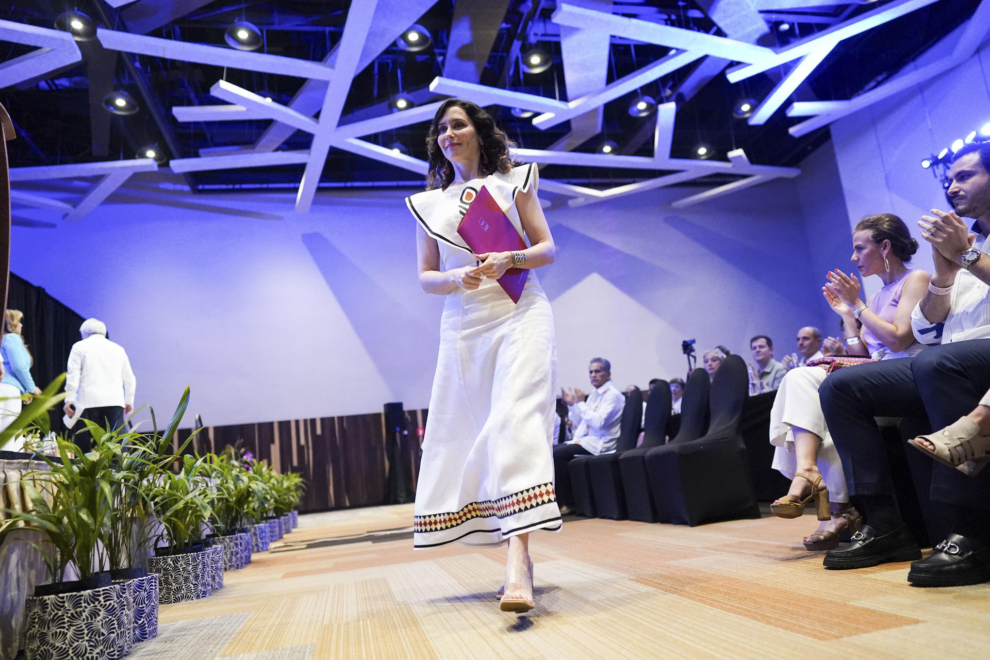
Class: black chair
567,388,642,517
586,382,671,520
644,355,760,526
619,369,711,522
738,390,791,501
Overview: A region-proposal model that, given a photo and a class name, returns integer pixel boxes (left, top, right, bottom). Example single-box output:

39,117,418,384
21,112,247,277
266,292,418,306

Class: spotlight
600,140,619,155
694,143,714,159
103,91,139,115
921,159,932,169
981,122,990,137
390,94,415,113
778,22,791,32
55,10,95,41
396,24,432,52
952,139,965,152
733,98,757,119
967,131,978,143
389,142,409,155
628,94,656,118
511,107,536,119
521,47,552,75
138,144,165,164
225,21,263,51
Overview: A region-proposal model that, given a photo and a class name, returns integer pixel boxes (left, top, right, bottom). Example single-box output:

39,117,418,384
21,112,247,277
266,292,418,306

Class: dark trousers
820,339,990,511
71,405,125,453
552,443,592,507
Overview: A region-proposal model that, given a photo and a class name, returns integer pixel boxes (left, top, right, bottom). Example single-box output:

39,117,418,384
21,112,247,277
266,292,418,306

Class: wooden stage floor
130,505,990,659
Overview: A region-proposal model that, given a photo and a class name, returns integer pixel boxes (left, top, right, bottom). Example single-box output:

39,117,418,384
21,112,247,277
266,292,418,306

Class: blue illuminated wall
11,155,847,428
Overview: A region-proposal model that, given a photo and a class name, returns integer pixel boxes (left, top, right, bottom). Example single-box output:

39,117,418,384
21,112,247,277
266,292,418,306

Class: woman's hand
473,252,512,280
823,285,853,317
825,269,864,308
451,265,483,290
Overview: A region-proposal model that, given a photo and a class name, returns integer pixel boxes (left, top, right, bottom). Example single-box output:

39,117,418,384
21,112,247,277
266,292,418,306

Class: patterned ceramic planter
150,549,212,604
113,574,159,644
290,510,298,528
217,535,244,571
249,523,269,553
24,582,131,660
236,532,252,565
280,515,291,536
208,545,224,591
266,518,282,542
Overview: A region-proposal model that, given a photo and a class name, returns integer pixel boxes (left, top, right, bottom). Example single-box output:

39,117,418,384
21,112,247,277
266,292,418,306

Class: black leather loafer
823,525,921,570
908,534,990,587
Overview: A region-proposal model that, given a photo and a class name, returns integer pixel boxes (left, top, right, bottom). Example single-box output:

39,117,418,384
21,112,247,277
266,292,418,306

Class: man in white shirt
63,318,137,452
782,327,824,370
819,143,990,587
552,358,625,513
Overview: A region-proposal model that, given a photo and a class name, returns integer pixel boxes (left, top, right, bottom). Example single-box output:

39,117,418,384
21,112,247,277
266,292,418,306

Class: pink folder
456,185,529,303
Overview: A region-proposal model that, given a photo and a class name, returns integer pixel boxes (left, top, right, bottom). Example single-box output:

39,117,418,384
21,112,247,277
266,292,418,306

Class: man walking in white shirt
63,318,136,452
552,357,625,513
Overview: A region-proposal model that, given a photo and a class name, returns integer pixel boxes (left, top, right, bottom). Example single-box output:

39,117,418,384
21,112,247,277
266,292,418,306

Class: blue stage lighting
981,122,990,137
966,131,978,143
937,148,949,160
921,159,932,169
952,139,965,152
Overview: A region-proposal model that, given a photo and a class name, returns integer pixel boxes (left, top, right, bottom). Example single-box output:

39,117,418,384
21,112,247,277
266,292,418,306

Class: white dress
406,163,561,549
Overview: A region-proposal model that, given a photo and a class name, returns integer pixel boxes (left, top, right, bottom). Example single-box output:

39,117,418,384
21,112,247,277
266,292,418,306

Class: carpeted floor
132,505,990,659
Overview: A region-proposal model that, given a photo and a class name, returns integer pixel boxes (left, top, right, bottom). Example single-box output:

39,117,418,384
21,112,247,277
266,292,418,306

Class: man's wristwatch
960,247,983,270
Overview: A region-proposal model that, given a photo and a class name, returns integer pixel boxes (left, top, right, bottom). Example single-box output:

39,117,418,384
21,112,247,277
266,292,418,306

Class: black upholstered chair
567,388,642,517
644,355,760,526
619,369,711,522
586,382,671,520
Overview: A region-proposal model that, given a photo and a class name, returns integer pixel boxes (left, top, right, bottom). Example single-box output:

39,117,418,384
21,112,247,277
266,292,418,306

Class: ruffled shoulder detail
405,188,472,254
487,163,538,212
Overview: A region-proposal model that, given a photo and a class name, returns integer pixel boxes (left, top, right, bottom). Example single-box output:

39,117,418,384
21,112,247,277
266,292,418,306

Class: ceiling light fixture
733,98,757,119
981,122,990,137
396,24,432,52
138,143,166,163
951,138,965,152
966,131,978,143
521,47,552,75
390,94,415,113
778,22,791,32
225,21,263,51
103,91,139,115
55,10,96,41
921,158,932,169
511,107,536,119
600,140,619,155
694,143,714,159
389,142,409,155
628,94,656,118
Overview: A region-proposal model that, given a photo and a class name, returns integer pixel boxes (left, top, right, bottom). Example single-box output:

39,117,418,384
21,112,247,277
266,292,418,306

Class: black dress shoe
823,525,921,570
908,534,990,587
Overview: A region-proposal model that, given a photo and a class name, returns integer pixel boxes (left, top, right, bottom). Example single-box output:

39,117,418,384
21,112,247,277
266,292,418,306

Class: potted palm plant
205,451,252,570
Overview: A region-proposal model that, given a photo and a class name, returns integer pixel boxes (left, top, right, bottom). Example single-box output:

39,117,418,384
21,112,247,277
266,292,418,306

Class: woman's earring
444,161,451,175
884,254,890,272
482,150,489,165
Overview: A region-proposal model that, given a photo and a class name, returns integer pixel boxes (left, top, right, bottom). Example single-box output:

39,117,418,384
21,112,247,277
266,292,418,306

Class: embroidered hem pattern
414,482,557,534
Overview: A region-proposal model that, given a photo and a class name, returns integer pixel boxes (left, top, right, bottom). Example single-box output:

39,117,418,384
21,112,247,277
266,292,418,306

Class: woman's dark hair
426,99,515,190
854,213,919,262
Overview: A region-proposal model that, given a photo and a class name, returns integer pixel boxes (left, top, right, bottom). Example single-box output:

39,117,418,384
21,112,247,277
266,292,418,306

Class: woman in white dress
406,100,561,613
769,214,929,549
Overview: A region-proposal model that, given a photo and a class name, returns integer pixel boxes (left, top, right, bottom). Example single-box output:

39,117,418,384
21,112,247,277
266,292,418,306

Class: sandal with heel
499,559,535,613
908,417,990,477
771,471,831,521
803,506,863,551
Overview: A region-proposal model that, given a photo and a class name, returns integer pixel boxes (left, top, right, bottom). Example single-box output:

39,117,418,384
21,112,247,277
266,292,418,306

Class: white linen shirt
912,228,990,345
568,380,625,455
66,335,137,409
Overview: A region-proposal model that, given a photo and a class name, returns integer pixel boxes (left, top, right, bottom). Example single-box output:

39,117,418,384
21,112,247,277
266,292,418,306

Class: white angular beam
173,104,284,122
63,171,132,222
537,179,604,198
330,138,429,175
210,80,319,134
334,101,446,140
748,45,834,125
10,190,73,212
567,170,711,207
786,101,851,117
552,2,775,64
10,159,157,181
97,28,334,80
0,20,82,89
672,175,772,208
653,101,677,163
169,150,310,174
727,0,939,83
429,78,568,114
727,149,750,166
511,147,800,178
954,0,990,59
532,50,703,129
296,0,379,212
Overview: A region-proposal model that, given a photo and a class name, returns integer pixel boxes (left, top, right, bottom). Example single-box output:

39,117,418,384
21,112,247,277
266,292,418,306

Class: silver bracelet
845,336,861,345
511,251,527,267
853,304,868,320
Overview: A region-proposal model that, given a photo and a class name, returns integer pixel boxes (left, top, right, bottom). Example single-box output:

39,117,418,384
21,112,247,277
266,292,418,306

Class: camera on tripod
681,339,697,372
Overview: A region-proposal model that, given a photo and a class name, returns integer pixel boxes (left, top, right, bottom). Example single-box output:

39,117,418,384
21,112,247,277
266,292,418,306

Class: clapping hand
823,337,846,357
782,354,795,370
919,209,974,261
561,387,576,406
825,269,863,308
573,388,587,403
823,286,852,317
473,252,512,280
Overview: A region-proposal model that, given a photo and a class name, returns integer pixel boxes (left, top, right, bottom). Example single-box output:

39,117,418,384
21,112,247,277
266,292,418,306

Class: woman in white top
406,100,560,613
770,214,929,549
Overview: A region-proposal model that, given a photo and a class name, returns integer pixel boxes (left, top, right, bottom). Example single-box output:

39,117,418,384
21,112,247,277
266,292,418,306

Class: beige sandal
771,471,830,521
908,417,990,477
499,560,535,613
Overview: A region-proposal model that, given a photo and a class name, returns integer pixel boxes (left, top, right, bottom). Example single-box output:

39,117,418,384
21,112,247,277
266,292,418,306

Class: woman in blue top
1,310,42,447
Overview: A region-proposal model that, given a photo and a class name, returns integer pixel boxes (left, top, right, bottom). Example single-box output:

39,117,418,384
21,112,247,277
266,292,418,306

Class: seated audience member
819,143,990,586
769,214,927,550
669,378,685,414
748,335,786,395
553,357,625,514
1,310,42,446
702,348,725,381
910,385,990,473
782,327,824,369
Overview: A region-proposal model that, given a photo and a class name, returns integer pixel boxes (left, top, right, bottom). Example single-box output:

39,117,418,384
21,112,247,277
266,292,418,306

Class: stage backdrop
9,144,847,429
